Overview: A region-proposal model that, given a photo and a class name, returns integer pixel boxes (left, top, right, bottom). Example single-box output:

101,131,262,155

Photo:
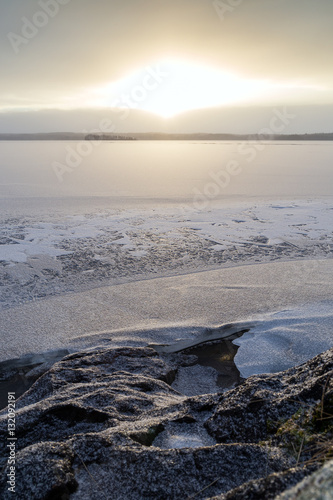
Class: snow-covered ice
1,200,332,310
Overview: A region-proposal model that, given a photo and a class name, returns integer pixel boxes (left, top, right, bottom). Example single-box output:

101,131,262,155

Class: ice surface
1,142,333,375
153,422,216,449
1,141,333,199
172,364,221,397
1,200,332,311
233,302,333,377
0,260,332,363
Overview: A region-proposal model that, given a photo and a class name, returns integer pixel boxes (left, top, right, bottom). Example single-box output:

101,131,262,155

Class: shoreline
1,219,332,496
1,133,333,141
1,193,332,424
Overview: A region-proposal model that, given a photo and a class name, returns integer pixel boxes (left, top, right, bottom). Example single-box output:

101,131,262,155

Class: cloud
0,0,332,125
1,104,332,135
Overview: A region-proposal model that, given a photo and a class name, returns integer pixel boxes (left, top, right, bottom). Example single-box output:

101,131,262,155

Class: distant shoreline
0,132,333,141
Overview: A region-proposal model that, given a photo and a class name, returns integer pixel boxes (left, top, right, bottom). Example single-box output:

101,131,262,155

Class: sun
137,60,270,117
91,59,283,118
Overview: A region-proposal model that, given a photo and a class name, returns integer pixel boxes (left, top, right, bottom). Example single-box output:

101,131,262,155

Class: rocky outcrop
0,345,332,499
205,346,333,445
276,459,333,499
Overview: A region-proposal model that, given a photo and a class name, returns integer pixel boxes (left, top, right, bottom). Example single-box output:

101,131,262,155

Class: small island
84,134,136,141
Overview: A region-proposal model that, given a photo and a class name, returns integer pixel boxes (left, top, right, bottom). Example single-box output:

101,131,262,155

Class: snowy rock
0,346,332,499
275,459,333,500
205,346,333,444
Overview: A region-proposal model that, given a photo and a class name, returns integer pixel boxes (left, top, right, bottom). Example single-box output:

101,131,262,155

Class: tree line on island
84,134,136,141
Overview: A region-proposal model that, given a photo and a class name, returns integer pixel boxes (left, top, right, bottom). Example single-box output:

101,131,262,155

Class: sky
0,0,332,133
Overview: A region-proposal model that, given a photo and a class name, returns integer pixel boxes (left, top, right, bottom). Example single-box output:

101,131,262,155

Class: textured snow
1,201,332,267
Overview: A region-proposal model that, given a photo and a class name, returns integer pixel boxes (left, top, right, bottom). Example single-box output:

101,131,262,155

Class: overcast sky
1,0,332,132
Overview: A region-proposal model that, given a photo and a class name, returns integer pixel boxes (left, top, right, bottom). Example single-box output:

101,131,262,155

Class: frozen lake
0,141,332,377
0,140,333,203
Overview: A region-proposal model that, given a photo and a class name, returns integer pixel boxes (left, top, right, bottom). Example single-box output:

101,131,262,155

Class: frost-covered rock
205,346,333,444
0,345,332,499
276,459,333,500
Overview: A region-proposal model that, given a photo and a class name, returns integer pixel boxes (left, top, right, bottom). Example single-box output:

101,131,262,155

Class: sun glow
90,59,328,118
136,60,272,117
